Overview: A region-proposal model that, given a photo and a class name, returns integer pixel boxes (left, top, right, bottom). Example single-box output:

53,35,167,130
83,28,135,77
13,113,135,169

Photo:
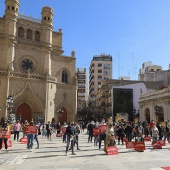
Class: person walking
13,120,22,141
34,122,39,149
75,123,80,150
65,122,76,156
0,121,9,152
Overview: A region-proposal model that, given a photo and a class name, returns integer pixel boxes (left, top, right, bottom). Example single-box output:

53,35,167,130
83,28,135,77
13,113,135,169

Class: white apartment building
89,54,112,98
76,68,88,111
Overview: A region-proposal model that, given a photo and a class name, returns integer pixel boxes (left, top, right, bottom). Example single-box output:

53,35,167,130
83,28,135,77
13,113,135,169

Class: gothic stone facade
0,0,77,123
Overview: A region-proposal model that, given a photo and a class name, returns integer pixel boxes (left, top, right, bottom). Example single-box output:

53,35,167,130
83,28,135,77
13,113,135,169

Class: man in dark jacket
65,122,76,156
125,122,133,142
88,121,95,143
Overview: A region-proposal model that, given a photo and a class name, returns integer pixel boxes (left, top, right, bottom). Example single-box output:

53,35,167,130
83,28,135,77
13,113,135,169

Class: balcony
106,102,112,107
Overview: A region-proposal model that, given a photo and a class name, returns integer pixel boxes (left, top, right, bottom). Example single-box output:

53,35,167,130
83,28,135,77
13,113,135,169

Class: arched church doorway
145,108,150,123
59,108,67,124
17,103,32,123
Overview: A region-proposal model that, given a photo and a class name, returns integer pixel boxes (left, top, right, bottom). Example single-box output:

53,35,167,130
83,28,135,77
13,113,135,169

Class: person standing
46,121,52,141
116,122,125,145
27,121,35,152
125,122,133,142
152,123,159,142
0,121,9,152
62,122,67,143
65,122,76,156
135,122,144,142
41,123,46,137
104,123,115,153
88,121,95,143
13,120,22,141
22,120,29,138
98,119,106,150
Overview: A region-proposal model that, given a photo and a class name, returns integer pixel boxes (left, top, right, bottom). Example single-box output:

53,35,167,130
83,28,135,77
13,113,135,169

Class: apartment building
76,68,88,111
89,54,112,98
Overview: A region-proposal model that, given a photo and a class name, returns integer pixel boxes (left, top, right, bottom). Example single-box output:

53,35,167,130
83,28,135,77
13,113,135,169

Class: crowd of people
0,118,170,154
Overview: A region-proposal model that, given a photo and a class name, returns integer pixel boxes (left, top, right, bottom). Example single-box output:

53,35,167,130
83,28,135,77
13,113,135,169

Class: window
12,6,14,10
104,63,110,69
21,59,33,70
98,64,102,67
8,6,10,10
62,70,67,83
18,27,24,38
35,31,40,41
48,17,50,20
27,29,32,40
44,17,46,20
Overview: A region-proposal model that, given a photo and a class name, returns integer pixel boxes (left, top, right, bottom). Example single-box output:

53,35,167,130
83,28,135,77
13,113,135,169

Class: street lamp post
133,108,136,121
154,104,159,122
7,95,14,121
57,108,64,122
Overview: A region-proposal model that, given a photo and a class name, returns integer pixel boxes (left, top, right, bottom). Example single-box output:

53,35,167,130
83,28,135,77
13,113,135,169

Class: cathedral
0,0,77,123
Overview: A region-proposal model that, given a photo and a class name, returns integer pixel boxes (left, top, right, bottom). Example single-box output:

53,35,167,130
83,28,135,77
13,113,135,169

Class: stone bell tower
2,0,20,70
41,6,54,75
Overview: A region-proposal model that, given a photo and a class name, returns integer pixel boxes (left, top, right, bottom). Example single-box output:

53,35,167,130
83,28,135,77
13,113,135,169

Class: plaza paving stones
0,132,170,170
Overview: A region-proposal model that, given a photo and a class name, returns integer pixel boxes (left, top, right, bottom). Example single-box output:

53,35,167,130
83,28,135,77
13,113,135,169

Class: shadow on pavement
25,154,65,159
69,153,106,158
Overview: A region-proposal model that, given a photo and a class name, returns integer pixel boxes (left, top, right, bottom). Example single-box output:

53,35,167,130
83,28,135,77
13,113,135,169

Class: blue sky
1,0,170,80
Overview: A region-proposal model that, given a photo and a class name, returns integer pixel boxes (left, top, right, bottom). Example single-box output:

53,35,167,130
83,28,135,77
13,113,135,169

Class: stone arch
145,107,150,123
13,86,45,122
16,103,32,123
55,102,73,123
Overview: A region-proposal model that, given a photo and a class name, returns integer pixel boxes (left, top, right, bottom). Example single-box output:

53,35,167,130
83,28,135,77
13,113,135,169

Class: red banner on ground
126,141,135,149
93,128,100,135
56,134,62,137
106,146,118,155
134,142,146,151
158,140,165,146
2,140,12,148
123,137,127,142
98,125,107,133
144,137,151,141
152,141,163,149
0,130,11,138
20,137,27,144
25,126,38,134
61,127,66,134
161,167,170,170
